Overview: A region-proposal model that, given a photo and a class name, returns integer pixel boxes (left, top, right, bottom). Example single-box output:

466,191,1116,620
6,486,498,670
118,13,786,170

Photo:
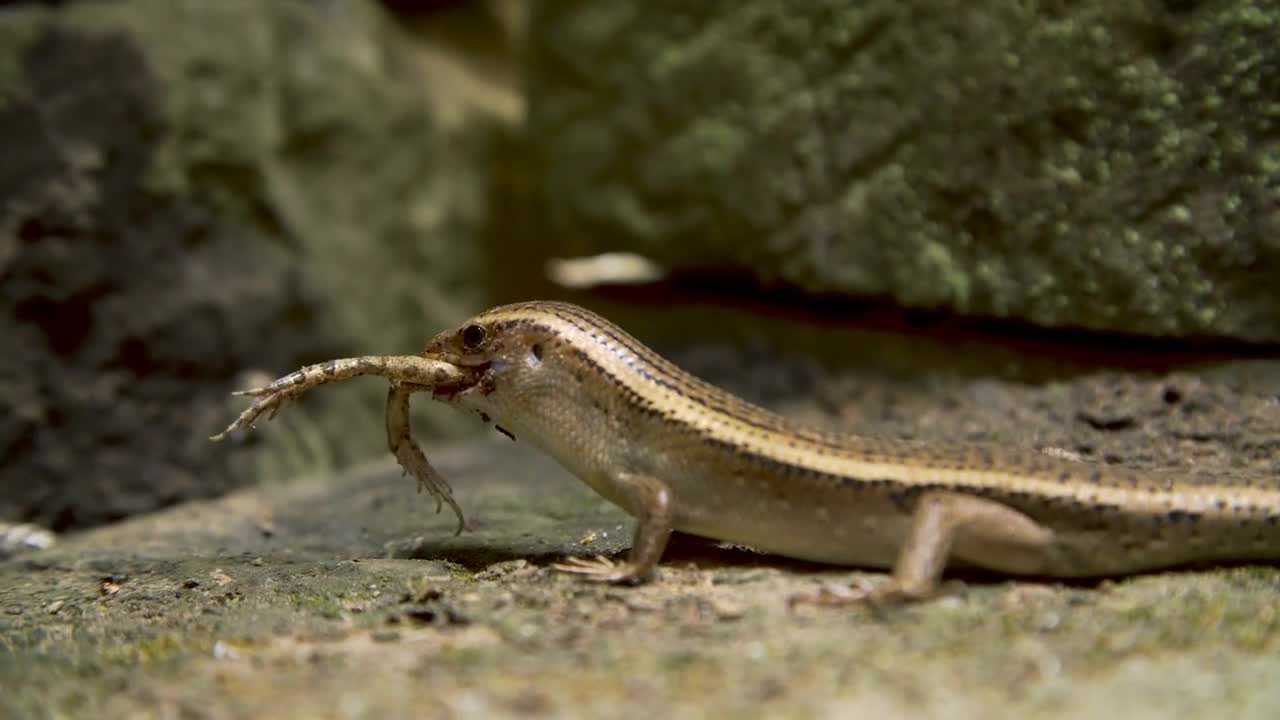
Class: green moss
529,0,1280,340
98,633,195,666
0,8,47,104
288,593,351,618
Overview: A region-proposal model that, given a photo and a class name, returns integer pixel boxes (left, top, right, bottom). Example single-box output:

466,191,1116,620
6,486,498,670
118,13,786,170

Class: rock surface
3,367,1279,717
0,0,513,529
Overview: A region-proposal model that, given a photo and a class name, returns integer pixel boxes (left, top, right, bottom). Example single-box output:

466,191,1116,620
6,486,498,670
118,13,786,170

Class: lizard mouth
430,362,490,401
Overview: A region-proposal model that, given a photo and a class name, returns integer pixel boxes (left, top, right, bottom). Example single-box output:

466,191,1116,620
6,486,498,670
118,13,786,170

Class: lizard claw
552,555,645,585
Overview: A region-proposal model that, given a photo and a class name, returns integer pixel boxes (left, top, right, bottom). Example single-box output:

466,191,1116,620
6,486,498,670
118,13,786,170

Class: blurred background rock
1,0,1276,531
0,0,522,529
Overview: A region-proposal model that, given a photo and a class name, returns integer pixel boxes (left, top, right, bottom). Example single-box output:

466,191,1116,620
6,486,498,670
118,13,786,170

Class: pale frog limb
211,355,477,532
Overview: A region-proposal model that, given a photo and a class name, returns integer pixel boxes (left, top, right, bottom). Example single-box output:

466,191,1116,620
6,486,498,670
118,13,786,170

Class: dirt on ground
3,350,1279,718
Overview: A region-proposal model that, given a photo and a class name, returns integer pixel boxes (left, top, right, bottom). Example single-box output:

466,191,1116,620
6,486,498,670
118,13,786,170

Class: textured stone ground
3,361,1278,719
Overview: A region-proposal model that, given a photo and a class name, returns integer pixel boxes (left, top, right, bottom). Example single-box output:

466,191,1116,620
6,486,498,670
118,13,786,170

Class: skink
216,301,1280,603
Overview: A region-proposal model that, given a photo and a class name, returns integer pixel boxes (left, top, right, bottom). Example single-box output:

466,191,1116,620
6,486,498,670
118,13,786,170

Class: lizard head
423,318,495,366
422,301,623,445
422,303,562,378
421,303,573,433
425,312,512,369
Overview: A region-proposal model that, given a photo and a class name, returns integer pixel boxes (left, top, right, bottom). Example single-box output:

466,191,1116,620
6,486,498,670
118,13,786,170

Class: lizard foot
552,555,647,585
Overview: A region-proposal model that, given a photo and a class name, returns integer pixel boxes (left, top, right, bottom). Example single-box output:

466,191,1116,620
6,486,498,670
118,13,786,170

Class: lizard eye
460,323,488,350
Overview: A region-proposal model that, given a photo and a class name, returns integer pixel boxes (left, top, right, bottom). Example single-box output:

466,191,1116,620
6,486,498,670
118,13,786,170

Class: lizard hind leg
800,491,1055,608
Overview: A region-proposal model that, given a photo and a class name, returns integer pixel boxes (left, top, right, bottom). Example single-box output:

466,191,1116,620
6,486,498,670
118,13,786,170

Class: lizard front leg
554,471,674,584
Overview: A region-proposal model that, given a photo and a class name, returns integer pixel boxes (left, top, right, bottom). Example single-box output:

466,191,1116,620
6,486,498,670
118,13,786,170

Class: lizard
213,300,1280,604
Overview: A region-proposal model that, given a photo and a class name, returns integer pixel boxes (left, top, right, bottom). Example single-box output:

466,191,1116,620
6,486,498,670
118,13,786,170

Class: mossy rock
0,0,508,528
529,0,1280,340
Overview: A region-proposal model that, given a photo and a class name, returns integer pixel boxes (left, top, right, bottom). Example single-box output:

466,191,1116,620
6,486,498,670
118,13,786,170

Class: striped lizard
213,301,1280,604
